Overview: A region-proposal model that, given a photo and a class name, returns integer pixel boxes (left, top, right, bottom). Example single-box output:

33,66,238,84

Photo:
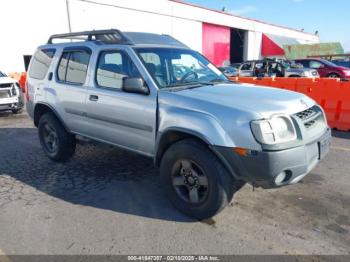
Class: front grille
0,83,12,88
295,106,317,120
304,120,316,129
0,83,16,98
295,105,321,129
0,91,10,99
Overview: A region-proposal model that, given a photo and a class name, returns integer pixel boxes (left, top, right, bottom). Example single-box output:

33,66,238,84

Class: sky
185,0,350,52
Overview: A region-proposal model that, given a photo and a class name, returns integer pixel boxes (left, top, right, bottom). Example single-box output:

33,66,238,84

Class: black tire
12,108,23,114
160,139,242,220
12,89,24,114
38,112,76,162
18,89,25,107
328,73,340,78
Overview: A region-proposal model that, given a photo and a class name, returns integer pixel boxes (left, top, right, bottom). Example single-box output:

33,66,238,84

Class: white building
1,0,320,72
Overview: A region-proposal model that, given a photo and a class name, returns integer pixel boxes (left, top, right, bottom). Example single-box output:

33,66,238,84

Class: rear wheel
160,139,243,219
38,112,76,162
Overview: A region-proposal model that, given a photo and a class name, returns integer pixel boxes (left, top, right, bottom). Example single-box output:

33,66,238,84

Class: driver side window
139,52,165,86
96,50,141,90
309,61,323,69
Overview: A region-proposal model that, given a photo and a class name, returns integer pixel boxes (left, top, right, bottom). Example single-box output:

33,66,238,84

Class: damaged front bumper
0,87,24,111
212,128,332,189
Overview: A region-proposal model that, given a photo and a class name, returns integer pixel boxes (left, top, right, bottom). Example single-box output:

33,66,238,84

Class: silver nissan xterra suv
26,29,331,219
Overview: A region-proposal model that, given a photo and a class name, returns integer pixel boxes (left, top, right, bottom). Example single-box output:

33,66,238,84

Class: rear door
239,62,253,76
84,47,157,156
50,47,91,133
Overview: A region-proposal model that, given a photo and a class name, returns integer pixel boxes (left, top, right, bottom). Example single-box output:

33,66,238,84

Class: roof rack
47,29,134,45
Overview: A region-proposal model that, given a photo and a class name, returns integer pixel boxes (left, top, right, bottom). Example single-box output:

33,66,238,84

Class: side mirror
122,77,149,95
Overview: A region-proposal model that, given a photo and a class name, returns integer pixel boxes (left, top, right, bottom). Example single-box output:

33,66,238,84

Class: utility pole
66,0,72,33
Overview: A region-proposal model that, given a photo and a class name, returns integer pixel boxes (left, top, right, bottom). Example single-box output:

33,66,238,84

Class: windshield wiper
209,78,232,83
165,81,214,89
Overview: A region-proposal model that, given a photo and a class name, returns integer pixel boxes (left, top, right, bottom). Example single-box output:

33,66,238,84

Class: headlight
11,83,18,96
343,70,350,76
251,115,297,145
302,71,310,77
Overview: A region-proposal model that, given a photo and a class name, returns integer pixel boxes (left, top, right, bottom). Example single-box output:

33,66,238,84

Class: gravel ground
0,110,349,255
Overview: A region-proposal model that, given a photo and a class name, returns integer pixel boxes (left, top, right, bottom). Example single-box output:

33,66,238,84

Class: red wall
261,34,285,57
202,23,230,66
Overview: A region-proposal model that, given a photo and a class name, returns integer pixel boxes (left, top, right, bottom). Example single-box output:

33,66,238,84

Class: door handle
48,72,53,81
89,95,99,101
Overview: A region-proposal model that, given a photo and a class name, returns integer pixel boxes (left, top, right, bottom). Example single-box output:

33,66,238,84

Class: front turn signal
233,147,248,156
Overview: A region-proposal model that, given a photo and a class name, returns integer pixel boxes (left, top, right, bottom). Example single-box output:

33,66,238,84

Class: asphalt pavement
0,111,349,255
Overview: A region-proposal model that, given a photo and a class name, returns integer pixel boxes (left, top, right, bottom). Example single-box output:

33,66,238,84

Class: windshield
135,48,228,89
322,60,338,67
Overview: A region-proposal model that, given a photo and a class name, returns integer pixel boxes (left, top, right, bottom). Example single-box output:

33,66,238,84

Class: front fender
158,106,235,147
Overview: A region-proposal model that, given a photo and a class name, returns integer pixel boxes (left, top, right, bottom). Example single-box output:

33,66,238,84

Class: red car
294,58,350,78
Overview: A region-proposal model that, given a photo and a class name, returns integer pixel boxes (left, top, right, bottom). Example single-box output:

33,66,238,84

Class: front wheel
160,139,243,219
328,73,340,78
38,112,76,162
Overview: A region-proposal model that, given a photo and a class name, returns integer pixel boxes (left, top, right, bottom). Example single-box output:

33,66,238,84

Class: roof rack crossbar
47,29,133,45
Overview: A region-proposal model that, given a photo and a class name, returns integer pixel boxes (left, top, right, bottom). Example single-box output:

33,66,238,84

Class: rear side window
309,61,323,69
241,63,252,70
57,50,91,85
297,60,310,68
57,52,69,81
28,49,56,80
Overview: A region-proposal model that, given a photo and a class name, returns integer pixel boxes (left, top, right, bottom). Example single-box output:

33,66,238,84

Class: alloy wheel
42,123,58,153
171,159,209,204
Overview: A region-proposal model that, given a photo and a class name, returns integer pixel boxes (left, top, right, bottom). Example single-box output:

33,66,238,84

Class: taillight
25,81,30,101
19,72,27,93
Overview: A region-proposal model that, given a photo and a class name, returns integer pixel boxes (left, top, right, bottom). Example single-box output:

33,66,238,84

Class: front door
84,48,157,156
309,60,327,77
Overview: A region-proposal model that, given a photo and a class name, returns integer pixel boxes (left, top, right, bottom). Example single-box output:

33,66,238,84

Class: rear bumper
212,128,331,189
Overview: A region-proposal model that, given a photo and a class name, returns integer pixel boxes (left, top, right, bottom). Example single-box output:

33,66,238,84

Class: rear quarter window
28,49,56,80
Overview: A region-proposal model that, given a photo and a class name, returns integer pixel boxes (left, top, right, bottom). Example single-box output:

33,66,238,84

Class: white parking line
331,146,350,152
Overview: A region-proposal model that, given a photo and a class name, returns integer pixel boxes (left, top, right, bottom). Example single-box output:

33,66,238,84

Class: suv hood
0,77,17,85
167,83,315,119
286,68,315,73
335,66,350,71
